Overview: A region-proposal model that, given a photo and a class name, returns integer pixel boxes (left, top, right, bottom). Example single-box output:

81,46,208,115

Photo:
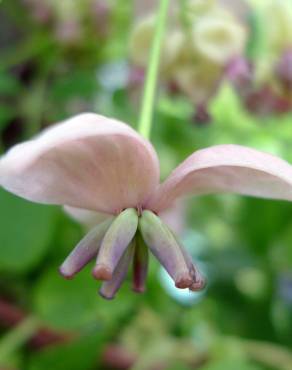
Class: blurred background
0,0,292,369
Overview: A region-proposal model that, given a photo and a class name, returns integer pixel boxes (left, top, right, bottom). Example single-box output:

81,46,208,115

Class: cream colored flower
192,13,247,65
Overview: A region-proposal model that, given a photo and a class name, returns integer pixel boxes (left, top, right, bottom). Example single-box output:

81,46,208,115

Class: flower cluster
1,113,292,298
130,0,247,117
130,0,292,120
227,0,292,116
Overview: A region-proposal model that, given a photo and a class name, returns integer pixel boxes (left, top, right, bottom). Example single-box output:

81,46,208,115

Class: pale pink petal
0,113,159,214
147,144,292,213
159,200,186,236
64,206,111,228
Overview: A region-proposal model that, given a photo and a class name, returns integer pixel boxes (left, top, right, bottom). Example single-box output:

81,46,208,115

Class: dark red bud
275,49,292,92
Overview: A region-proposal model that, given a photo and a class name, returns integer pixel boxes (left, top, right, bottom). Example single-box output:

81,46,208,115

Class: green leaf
210,83,254,131
50,69,98,102
28,332,104,370
34,266,138,331
0,189,57,273
33,267,100,331
166,364,190,370
0,72,22,96
0,105,15,131
158,96,193,120
237,198,292,255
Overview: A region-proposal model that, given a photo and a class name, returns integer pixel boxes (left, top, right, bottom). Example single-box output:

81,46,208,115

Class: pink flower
1,113,292,299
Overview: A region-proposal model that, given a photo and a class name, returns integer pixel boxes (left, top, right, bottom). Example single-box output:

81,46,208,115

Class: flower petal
0,113,159,214
147,144,292,213
194,14,247,65
159,200,186,236
64,206,111,228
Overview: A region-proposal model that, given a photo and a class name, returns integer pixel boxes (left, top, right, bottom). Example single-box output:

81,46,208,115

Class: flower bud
172,62,221,105
99,242,135,300
186,0,215,18
129,16,180,74
226,56,253,96
93,208,138,281
59,217,114,279
193,13,247,65
139,210,193,289
192,103,212,126
264,0,292,53
129,16,157,69
275,50,292,93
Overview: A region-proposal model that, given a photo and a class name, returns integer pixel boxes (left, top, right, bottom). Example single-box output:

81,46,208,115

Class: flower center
59,208,206,299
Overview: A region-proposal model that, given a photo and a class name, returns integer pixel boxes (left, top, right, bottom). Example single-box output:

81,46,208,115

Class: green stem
137,0,169,139
0,317,39,363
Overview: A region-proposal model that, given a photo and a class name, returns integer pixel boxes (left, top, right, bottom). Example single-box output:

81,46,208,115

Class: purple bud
167,81,181,95
23,0,52,24
192,104,212,126
275,49,292,92
55,19,81,45
244,85,292,116
225,56,253,95
91,0,111,37
128,67,145,89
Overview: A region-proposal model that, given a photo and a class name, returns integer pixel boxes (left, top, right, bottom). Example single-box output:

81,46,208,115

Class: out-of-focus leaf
199,359,264,370
0,105,15,131
237,198,292,255
165,364,190,370
0,72,22,96
33,267,100,331
50,70,98,102
271,300,292,341
0,188,57,273
103,0,133,60
210,84,255,132
28,332,103,370
33,266,137,331
0,352,22,369
269,225,292,271
158,96,193,121
246,7,268,60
